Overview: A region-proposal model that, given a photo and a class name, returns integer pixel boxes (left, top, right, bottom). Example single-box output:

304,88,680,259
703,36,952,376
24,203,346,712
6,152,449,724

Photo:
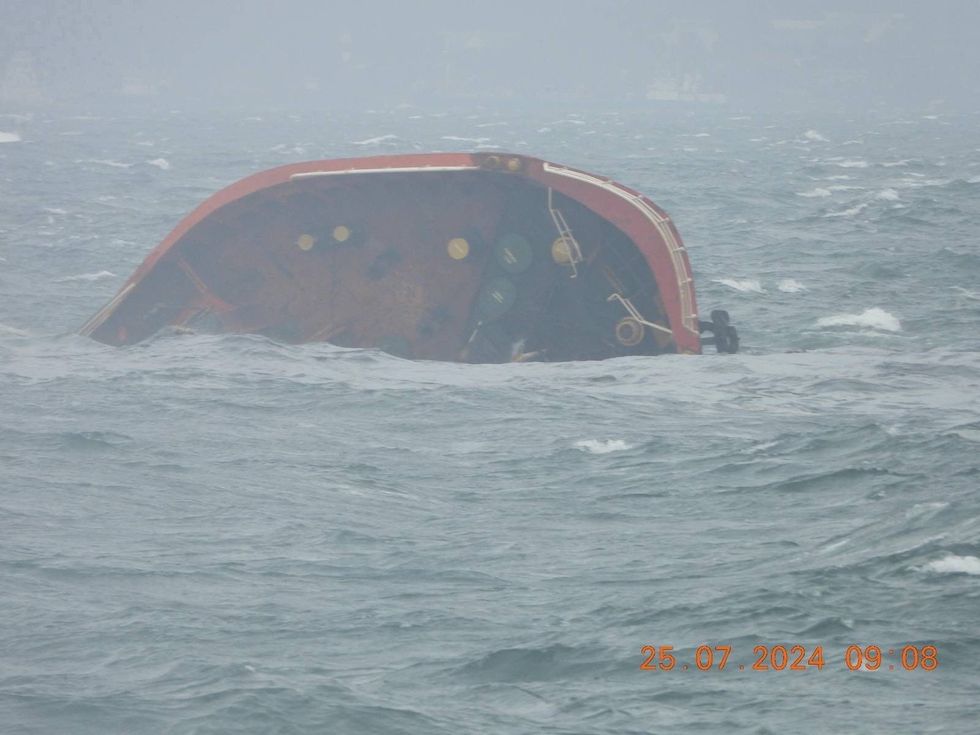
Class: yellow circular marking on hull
506,157,522,172
332,225,351,243
551,237,572,264
297,233,316,251
447,237,470,260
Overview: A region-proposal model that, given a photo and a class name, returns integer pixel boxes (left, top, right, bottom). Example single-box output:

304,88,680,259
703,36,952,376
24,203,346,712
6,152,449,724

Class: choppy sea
1,106,979,734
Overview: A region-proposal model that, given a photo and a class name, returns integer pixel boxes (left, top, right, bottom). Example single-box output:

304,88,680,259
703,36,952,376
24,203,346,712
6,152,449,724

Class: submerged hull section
82,153,717,361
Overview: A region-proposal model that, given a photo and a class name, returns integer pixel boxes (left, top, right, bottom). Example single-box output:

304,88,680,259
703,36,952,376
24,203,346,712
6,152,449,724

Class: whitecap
0,323,29,336
922,555,980,575
824,203,868,218
778,279,807,293
77,158,133,168
574,439,633,454
803,129,828,142
881,159,912,167
712,278,765,293
351,134,399,146
441,136,490,144
816,307,901,332
876,188,900,201
146,157,170,170
834,159,869,168
967,175,980,184
0,131,21,143
797,187,831,198
55,270,117,283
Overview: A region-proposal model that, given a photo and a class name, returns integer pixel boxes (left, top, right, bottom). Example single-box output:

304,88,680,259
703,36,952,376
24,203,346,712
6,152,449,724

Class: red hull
81,153,711,360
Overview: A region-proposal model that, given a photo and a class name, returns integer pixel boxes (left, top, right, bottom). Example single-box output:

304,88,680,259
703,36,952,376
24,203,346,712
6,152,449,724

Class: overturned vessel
81,152,737,360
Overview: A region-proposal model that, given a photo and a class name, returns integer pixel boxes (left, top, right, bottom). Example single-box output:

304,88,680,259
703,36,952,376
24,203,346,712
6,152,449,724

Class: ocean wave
146,158,171,170
0,130,21,143
778,279,807,293
797,187,831,198
712,278,765,293
824,203,867,218
441,136,491,144
574,439,632,454
921,555,980,575
76,158,133,168
876,189,900,201
351,134,399,146
834,159,869,168
54,270,117,283
816,308,901,332
0,323,29,336
803,129,828,142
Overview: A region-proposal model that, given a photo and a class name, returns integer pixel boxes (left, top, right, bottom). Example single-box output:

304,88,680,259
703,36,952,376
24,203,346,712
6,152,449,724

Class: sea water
1,107,979,733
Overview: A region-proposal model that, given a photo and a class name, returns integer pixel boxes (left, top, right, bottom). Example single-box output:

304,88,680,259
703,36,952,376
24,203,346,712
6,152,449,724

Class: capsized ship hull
81,152,737,361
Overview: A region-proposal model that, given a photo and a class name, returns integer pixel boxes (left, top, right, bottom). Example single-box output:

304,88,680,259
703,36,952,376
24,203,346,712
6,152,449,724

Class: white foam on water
43,207,68,215
693,132,711,137
146,158,170,170
824,203,868,218
834,159,869,168
922,555,980,575
804,129,828,142
0,131,21,143
797,187,832,198
441,136,490,144
823,174,853,180
0,323,29,336
78,159,133,168
574,439,633,454
778,279,807,293
881,159,912,167
55,270,117,283
351,134,398,146
967,175,980,184
475,121,508,128
816,307,901,332
876,188,900,201
712,278,765,293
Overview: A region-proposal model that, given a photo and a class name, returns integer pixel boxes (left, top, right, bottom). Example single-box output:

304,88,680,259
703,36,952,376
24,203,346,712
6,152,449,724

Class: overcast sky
2,0,979,112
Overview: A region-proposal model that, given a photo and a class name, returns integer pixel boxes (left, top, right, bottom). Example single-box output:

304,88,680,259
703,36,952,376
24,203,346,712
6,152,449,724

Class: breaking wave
825,203,868,218
0,130,21,143
351,134,399,146
797,187,832,198
574,439,632,454
146,158,171,170
778,279,807,293
922,555,980,575
816,307,901,332
77,159,133,168
55,270,117,283
712,278,765,293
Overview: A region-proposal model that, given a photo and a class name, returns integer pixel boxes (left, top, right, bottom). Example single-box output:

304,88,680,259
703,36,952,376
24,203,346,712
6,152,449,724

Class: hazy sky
2,0,979,112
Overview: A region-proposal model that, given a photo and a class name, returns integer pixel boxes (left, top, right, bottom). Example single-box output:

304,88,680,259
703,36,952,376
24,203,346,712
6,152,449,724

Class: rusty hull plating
81,152,720,361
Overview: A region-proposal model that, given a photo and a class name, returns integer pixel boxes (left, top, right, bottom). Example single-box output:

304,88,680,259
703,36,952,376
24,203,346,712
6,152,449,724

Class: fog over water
2,3,980,735
3,1,980,111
